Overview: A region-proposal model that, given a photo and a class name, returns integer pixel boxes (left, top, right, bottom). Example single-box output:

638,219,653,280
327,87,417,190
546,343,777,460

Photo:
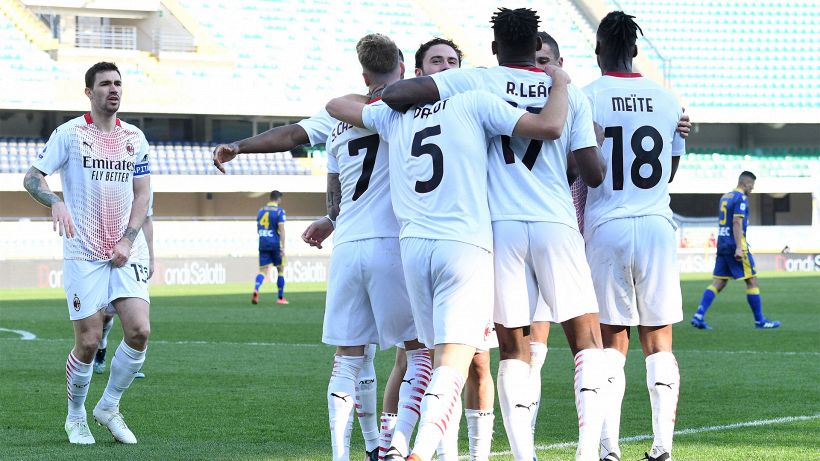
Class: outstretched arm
381,76,441,112
213,124,310,173
23,166,75,238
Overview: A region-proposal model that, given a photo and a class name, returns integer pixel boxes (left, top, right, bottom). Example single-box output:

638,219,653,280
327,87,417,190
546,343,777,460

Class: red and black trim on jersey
604,72,643,78
84,112,122,127
503,64,546,73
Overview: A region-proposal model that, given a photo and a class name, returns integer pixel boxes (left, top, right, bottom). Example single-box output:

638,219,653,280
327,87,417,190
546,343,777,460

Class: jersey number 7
348,134,381,201
604,125,663,190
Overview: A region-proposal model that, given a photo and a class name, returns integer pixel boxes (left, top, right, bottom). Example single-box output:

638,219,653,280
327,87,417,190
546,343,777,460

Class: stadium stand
0,137,311,175
601,0,819,115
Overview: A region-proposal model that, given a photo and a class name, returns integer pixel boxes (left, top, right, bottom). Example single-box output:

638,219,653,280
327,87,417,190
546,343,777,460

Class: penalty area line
0,327,36,340
482,413,820,459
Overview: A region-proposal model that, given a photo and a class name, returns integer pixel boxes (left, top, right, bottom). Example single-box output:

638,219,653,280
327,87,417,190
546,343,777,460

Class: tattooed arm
327,173,342,220
23,166,75,238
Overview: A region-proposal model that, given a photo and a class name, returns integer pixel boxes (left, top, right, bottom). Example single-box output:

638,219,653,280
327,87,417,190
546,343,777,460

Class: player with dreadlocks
382,7,607,461
583,11,686,461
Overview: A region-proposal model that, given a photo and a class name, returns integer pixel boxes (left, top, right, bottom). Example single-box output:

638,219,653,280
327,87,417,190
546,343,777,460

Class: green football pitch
1,272,818,460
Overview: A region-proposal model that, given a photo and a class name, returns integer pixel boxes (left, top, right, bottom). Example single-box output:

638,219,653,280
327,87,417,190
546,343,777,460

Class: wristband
324,214,336,229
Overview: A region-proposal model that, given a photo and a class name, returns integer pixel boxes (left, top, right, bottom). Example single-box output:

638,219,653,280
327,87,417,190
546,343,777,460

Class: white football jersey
431,67,596,227
582,73,685,235
325,111,400,245
362,91,526,252
32,113,150,261
297,108,337,146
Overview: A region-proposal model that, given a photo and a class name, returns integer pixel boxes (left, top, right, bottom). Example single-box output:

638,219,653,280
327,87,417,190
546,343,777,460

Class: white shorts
493,221,598,326
322,238,416,350
63,259,150,321
586,216,683,326
400,238,494,350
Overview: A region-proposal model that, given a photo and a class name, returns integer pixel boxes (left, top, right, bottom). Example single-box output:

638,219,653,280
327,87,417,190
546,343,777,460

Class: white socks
356,345,379,452
66,352,93,420
391,348,431,456
600,348,626,459
378,412,398,460
466,408,494,461
99,341,146,410
529,342,548,437
646,351,679,457
410,365,465,461
328,355,364,461
498,359,535,460
573,348,605,461
436,395,462,461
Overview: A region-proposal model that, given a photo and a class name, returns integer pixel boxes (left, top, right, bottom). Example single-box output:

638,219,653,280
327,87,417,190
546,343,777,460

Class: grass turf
0,273,818,460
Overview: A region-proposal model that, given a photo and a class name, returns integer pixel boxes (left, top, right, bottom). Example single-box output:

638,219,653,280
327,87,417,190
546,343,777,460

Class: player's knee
76,335,101,357
470,352,491,377
126,324,151,348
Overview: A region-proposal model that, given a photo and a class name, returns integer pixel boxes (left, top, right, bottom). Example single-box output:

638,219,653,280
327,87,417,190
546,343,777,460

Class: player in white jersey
312,34,424,461
381,9,607,461
327,57,570,461
95,188,155,379
23,62,151,445
212,77,389,461
582,12,685,461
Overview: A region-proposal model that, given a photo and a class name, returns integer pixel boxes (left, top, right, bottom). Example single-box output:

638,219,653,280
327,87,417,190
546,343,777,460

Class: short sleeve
430,68,484,100
733,194,748,217
468,91,525,137
326,145,339,174
134,132,151,178
568,86,597,152
280,209,287,223
31,128,69,175
361,101,394,139
297,108,336,146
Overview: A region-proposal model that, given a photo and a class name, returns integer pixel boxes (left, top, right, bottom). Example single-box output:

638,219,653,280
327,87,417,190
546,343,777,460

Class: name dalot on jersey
414,99,448,119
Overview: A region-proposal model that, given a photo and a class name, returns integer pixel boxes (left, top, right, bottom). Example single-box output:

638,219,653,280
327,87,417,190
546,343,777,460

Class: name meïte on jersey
414,99,448,119
612,94,654,112
83,156,135,182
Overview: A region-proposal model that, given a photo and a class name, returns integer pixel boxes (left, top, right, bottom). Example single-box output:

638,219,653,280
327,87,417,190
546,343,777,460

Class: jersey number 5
348,134,381,201
604,125,663,190
411,125,444,193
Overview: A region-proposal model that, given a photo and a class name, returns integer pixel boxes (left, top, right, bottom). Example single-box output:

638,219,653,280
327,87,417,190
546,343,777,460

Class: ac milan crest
73,294,81,311
126,142,135,156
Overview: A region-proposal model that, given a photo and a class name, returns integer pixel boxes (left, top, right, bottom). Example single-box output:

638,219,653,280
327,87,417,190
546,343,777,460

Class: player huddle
219,8,687,461
25,6,776,461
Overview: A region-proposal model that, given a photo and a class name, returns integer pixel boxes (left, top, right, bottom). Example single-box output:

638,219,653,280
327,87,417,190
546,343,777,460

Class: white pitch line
481,413,820,459
1,336,817,356
0,327,36,340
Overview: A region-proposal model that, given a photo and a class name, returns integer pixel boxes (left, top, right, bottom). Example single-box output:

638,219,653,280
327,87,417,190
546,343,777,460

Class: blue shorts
713,252,757,280
259,248,282,268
